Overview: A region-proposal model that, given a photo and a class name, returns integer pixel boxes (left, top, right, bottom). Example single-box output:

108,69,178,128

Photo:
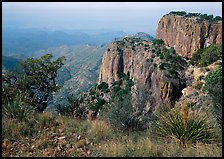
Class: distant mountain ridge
2,28,127,57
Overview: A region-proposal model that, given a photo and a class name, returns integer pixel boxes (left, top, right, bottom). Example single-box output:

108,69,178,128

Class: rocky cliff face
98,37,186,111
156,14,222,58
97,13,222,113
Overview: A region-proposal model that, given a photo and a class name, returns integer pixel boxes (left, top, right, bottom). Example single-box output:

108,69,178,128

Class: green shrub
169,11,187,16
165,51,171,60
101,74,148,131
55,95,85,118
154,106,217,147
55,104,73,116
204,67,222,126
2,92,34,122
90,98,106,112
190,44,222,67
159,54,164,59
2,54,65,112
97,82,109,92
152,39,164,46
159,63,166,70
153,63,157,68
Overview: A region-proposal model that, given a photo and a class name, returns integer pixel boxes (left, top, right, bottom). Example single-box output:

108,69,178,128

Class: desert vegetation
2,54,222,156
168,11,222,22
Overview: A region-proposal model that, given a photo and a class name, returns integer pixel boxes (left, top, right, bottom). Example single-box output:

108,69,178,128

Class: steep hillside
156,12,222,58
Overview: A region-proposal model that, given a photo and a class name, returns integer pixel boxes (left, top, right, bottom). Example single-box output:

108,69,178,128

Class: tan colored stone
156,15,222,58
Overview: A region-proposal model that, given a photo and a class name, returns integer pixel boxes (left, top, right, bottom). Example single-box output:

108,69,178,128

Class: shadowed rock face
98,38,185,112
156,15,222,59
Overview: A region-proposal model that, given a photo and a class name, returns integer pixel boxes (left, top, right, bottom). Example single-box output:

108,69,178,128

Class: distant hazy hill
2,27,127,57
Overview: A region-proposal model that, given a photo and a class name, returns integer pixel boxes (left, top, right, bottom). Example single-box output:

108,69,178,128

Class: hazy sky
2,2,222,35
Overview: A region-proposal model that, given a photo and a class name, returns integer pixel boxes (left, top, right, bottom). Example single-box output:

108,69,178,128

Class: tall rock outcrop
98,37,186,111
156,14,222,58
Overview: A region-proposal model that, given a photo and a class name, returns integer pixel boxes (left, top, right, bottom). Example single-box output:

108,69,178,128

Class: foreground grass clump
154,103,220,148
87,119,114,143
2,92,35,122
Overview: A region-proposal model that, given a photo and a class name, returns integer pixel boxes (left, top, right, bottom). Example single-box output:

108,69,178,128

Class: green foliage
214,16,222,21
97,82,109,93
190,44,222,67
101,73,151,131
94,99,106,111
55,104,73,116
159,54,164,59
159,63,166,70
187,12,201,17
153,63,157,68
104,90,135,131
154,107,217,147
56,95,76,116
168,11,222,23
152,42,186,78
165,51,171,59
152,39,164,46
2,92,34,122
204,67,222,126
2,54,65,112
168,11,187,16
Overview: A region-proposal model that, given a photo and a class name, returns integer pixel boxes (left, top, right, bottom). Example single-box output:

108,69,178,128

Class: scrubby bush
204,67,222,126
2,92,34,122
159,63,166,70
168,11,187,16
2,54,65,112
55,104,73,116
153,39,164,46
55,95,85,118
101,74,150,131
154,105,218,148
190,44,222,67
153,63,157,68
214,16,222,21
89,98,106,112
97,82,109,93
